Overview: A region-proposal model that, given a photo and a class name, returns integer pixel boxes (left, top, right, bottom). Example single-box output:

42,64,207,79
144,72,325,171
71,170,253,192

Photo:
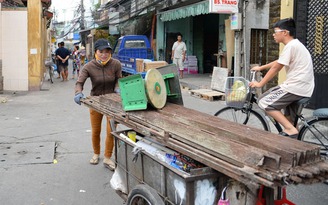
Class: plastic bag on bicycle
227,80,247,102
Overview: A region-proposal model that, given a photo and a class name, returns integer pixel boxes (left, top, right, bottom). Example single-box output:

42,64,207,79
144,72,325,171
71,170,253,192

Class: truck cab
112,35,154,77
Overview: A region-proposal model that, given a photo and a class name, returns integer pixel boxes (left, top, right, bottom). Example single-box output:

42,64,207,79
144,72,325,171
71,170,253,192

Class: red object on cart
274,187,296,205
218,187,230,205
255,185,266,205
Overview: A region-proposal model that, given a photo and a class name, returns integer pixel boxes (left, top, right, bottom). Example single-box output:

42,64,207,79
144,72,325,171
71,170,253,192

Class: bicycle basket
225,77,249,108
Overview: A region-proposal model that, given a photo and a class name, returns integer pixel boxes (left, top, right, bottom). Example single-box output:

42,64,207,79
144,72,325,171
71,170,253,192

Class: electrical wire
53,0,186,38
95,0,164,28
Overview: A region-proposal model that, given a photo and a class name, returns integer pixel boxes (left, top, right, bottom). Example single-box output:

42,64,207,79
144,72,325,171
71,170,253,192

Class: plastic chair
256,185,266,205
274,187,295,205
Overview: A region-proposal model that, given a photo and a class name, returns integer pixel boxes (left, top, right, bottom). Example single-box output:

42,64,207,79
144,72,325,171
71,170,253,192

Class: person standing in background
79,46,86,68
54,42,62,79
171,33,187,79
72,45,81,79
74,38,122,170
55,41,71,81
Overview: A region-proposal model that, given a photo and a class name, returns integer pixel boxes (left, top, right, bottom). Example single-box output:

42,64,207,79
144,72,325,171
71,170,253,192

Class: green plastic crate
118,74,148,111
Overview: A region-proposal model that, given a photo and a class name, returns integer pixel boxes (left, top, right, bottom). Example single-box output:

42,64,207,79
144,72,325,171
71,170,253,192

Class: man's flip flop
279,131,298,139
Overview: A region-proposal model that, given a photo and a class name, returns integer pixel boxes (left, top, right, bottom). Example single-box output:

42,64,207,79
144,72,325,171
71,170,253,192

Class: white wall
2,10,28,91
246,1,270,30
0,3,2,60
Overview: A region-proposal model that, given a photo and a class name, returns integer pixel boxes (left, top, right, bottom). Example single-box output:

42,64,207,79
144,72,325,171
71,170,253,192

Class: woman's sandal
103,157,115,171
279,131,298,139
89,154,99,165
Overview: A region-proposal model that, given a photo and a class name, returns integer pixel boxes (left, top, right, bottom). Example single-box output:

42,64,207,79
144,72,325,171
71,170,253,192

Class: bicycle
45,59,56,84
215,71,328,157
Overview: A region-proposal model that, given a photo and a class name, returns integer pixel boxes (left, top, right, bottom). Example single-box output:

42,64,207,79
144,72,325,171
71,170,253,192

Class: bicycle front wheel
298,118,328,157
214,107,269,131
49,66,54,83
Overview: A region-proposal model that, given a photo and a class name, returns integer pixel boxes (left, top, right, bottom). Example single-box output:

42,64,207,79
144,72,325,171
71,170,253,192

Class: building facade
0,0,52,91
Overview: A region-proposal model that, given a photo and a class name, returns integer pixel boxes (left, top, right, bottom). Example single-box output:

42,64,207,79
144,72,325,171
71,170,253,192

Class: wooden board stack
82,94,328,189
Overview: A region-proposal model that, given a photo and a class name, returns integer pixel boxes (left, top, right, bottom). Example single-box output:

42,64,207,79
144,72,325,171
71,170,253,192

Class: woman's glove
74,93,85,105
114,88,120,94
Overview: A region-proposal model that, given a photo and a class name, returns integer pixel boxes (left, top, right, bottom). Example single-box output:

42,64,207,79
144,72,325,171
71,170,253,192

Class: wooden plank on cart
81,94,328,188
159,103,320,167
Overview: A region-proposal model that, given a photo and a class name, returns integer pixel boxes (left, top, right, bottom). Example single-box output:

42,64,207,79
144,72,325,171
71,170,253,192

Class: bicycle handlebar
250,70,257,82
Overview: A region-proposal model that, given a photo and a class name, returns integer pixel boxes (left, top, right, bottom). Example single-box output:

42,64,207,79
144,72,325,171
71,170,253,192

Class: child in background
72,45,81,79
79,46,87,73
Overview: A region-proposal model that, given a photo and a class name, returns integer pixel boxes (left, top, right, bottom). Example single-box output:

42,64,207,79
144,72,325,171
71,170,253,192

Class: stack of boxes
184,56,198,74
144,61,168,71
136,58,168,72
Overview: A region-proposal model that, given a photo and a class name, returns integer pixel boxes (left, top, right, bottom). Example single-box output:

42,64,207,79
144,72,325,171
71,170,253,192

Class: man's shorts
58,65,68,72
56,62,62,73
258,86,303,119
173,58,184,71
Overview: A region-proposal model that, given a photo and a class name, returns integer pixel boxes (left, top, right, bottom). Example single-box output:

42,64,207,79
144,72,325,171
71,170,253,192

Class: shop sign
209,0,239,14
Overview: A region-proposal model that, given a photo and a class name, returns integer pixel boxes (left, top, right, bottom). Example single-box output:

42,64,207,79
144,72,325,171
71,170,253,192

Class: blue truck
112,35,154,77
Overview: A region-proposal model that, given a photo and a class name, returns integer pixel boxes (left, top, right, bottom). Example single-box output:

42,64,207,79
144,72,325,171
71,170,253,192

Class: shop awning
159,0,209,22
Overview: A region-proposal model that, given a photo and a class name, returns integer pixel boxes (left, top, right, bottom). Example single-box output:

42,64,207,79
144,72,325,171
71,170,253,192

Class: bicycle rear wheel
49,66,54,83
298,118,328,157
214,107,269,131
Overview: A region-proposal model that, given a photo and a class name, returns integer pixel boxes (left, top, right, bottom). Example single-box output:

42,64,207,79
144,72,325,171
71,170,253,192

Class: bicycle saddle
295,97,311,115
296,97,311,106
313,108,328,117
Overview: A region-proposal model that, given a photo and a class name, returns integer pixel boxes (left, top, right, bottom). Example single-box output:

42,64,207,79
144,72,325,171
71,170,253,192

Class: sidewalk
179,73,212,90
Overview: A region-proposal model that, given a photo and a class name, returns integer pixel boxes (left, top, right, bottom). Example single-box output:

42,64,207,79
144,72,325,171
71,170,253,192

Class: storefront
157,0,232,74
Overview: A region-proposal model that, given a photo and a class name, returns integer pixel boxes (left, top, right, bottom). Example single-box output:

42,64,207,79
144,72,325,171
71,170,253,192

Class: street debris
0,96,8,103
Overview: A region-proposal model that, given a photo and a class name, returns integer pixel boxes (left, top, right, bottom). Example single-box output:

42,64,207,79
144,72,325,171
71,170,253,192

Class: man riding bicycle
249,18,315,138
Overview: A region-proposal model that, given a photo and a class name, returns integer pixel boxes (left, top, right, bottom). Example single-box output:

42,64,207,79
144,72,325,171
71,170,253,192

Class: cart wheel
127,184,164,205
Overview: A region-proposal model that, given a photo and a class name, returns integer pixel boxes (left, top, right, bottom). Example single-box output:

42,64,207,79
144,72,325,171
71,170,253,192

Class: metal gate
295,0,328,108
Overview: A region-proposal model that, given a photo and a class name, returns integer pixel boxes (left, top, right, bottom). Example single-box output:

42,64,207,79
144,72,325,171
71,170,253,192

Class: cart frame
111,128,222,205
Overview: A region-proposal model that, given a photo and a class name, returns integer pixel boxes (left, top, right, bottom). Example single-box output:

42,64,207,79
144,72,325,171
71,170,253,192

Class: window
124,40,146,48
250,29,268,66
114,39,122,55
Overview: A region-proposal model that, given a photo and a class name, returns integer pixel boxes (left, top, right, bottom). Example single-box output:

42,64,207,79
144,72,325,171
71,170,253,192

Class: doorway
165,33,180,64
193,14,219,74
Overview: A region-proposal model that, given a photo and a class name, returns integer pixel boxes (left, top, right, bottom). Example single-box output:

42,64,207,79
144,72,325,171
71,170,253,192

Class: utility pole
80,0,86,46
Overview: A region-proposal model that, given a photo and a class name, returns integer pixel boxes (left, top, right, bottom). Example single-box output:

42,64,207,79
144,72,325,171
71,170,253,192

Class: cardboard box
136,58,144,72
144,61,168,71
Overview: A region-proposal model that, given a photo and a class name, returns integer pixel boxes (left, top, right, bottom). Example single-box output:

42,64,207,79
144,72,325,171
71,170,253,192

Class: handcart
82,65,328,205
110,127,222,205
109,65,223,204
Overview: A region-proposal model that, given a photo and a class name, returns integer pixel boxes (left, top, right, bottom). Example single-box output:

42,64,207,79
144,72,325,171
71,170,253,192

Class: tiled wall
0,4,3,91
2,10,28,91
0,3,2,60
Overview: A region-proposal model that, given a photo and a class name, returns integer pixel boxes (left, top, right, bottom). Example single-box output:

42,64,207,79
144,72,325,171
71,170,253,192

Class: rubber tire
215,107,269,131
127,184,164,205
49,66,54,84
298,118,328,157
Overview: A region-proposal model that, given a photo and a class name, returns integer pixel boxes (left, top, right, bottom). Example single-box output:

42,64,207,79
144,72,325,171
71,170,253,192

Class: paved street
0,65,328,204
0,73,125,205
